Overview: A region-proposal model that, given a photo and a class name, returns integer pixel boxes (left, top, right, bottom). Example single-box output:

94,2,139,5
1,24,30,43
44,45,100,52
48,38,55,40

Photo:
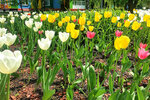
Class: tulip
0,36,6,48
38,38,51,50
0,28,7,37
45,30,55,40
0,17,6,23
35,22,42,29
25,19,33,28
140,43,147,49
59,32,69,42
115,30,123,37
87,31,96,39
0,50,22,74
20,14,27,20
138,48,150,59
71,29,79,39
38,30,43,35
33,27,38,32
4,33,17,46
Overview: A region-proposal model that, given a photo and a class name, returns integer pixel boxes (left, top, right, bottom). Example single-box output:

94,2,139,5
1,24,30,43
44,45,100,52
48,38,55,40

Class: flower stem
7,74,10,100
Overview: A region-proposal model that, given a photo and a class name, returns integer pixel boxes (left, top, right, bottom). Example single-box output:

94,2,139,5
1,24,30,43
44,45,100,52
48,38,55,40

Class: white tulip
10,18,15,24
0,36,6,48
33,27,38,32
0,17,6,23
45,30,55,40
35,22,42,29
4,33,17,46
38,38,51,50
0,50,22,74
25,19,33,28
34,15,38,19
59,32,69,42
0,28,7,36
20,14,27,20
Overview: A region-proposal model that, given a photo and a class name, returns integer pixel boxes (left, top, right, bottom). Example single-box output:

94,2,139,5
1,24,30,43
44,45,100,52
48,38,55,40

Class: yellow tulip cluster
48,14,56,23
114,35,130,50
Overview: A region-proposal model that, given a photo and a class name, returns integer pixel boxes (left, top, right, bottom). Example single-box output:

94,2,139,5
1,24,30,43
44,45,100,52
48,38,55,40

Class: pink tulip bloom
124,20,126,23
38,30,43,34
87,31,96,39
138,48,150,59
40,18,43,22
115,30,123,37
140,43,147,49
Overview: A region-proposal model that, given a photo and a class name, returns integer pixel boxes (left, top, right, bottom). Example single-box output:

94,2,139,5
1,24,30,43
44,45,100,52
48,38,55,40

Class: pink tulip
124,20,126,23
138,48,150,59
40,18,43,22
38,30,43,34
140,43,147,49
115,30,123,37
87,31,96,39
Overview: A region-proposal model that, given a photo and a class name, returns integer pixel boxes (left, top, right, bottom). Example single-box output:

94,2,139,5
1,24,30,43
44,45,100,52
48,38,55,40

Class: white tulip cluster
38,31,55,50
0,27,21,74
0,28,17,48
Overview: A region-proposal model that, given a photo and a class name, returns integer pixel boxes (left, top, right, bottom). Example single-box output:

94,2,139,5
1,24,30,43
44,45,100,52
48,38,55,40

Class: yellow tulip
87,21,92,25
41,14,47,21
66,23,75,33
132,21,141,31
71,29,79,39
95,12,102,22
124,20,130,28
54,13,59,18
48,14,55,23
128,14,135,21
120,13,125,19
65,16,70,22
104,11,112,18
80,25,85,31
89,26,94,32
111,16,117,23
58,21,63,27
147,20,150,27
143,15,150,22
79,16,86,25
71,15,76,21
117,22,122,27
62,18,66,23
114,35,130,50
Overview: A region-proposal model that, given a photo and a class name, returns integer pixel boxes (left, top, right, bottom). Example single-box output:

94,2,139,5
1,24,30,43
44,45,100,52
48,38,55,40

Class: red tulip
115,30,123,37
138,48,150,59
73,19,77,23
87,31,96,39
140,43,147,49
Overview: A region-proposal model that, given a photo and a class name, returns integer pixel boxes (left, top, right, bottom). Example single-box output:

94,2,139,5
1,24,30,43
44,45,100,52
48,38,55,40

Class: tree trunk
127,0,138,13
